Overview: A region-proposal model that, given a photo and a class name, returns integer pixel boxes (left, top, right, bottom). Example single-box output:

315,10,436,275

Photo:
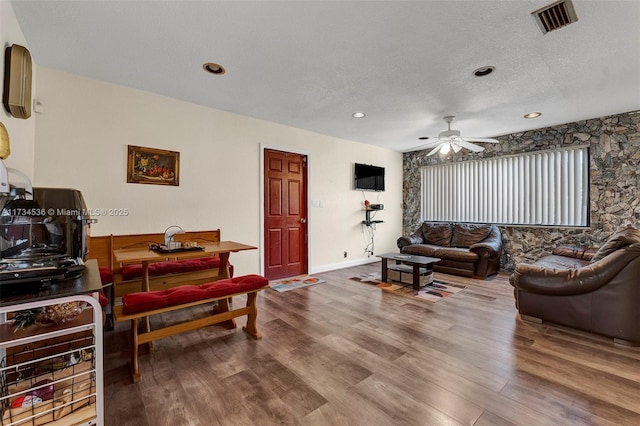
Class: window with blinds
420,146,590,226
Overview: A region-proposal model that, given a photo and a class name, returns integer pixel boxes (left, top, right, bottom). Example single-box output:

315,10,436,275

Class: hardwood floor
103,263,640,425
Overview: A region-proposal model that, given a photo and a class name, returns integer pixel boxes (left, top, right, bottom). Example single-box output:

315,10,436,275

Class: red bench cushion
99,267,113,284
120,257,221,281
98,291,109,307
121,274,268,314
97,267,112,307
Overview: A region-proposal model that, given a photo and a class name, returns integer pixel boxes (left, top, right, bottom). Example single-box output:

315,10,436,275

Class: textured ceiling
10,0,640,152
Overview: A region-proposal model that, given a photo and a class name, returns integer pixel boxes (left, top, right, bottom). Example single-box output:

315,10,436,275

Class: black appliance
0,188,92,285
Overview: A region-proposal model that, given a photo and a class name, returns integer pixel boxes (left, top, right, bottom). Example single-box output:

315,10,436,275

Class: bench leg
242,292,261,340
129,318,141,383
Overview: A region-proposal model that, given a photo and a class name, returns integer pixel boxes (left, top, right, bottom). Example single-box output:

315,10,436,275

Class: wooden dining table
112,241,257,293
112,241,257,342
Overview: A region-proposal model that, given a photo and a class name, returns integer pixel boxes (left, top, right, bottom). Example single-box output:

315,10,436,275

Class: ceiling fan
411,116,499,156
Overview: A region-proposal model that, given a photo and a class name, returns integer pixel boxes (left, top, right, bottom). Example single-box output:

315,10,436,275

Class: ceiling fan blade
427,143,446,156
405,140,442,152
451,143,463,153
456,140,485,152
461,137,499,143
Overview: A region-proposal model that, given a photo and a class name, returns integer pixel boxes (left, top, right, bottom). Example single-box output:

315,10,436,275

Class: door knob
300,218,306,224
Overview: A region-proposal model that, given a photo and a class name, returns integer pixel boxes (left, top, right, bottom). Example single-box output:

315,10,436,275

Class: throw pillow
450,223,492,248
551,246,597,260
552,246,587,259
421,222,453,246
590,226,640,263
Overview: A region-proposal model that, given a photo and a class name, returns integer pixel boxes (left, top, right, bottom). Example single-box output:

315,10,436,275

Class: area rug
349,272,465,303
269,275,326,292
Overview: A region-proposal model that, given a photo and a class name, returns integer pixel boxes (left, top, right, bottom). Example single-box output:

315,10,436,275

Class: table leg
141,261,152,352
141,261,150,292
215,297,237,329
381,258,388,283
219,252,231,279
412,263,420,291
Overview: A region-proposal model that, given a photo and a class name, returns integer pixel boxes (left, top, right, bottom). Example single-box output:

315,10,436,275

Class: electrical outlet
343,251,347,258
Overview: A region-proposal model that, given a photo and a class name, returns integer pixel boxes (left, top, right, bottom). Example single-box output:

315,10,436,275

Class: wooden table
113,241,256,343
378,252,441,291
113,241,256,293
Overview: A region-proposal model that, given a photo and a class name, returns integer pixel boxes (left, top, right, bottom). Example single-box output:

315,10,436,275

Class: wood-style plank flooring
103,263,640,425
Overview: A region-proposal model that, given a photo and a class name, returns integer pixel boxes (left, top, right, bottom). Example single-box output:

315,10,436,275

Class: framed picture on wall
127,145,180,186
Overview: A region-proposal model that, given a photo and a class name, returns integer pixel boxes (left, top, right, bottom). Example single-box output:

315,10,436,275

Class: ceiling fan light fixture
439,129,460,139
413,115,498,155
473,66,495,77
524,112,542,119
203,62,226,75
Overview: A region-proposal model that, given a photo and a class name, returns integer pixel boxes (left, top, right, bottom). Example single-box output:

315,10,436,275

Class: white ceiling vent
532,0,578,34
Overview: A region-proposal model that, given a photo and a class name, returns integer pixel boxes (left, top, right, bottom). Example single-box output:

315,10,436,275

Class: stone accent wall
402,111,640,271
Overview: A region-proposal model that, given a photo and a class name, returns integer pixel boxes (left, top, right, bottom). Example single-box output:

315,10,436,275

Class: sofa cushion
121,256,221,281
451,223,492,248
590,227,640,263
121,274,268,314
534,254,589,270
434,247,479,262
401,244,440,257
421,222,452,246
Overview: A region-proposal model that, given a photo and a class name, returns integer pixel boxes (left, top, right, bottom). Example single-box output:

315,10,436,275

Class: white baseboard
311,257,380,274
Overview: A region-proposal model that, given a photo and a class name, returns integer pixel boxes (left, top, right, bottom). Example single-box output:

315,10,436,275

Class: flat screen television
354,163,385,191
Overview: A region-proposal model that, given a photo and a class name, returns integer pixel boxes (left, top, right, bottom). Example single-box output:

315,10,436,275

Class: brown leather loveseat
397,222,502,279
509,226,640,345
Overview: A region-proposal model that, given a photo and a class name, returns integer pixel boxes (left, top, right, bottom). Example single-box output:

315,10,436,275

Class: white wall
0,0,36,178
32,67,403,275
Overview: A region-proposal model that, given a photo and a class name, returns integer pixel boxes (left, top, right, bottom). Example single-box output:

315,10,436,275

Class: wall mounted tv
354,163,385,192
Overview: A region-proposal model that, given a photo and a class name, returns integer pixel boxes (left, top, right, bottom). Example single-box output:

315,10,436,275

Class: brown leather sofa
509,226,640,345
397,222,502,279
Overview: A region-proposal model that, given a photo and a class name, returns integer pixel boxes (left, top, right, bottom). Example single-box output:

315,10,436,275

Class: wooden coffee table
378,252,441,291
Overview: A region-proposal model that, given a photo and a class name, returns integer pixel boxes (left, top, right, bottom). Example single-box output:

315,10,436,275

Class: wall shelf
362,209,383,227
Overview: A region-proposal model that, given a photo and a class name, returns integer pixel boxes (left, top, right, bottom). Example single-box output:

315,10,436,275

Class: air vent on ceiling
532,0,578,34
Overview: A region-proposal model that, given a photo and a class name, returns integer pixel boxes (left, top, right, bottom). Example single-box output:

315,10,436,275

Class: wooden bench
89,230,232,309
112,274,269,382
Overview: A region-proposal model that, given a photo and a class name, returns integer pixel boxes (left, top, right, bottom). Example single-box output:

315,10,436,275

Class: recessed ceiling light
473,66,495,77
524,112,542,119
203,62,226,75
352,112,366,118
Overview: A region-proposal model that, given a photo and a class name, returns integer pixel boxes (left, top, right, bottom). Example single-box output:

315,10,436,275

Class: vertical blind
420,146,590,226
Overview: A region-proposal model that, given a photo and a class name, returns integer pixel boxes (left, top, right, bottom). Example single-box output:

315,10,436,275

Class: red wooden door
264,149,308,280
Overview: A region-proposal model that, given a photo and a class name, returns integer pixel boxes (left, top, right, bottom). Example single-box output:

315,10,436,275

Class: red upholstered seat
121,274,268,314
97,267,112,308
99,267,113,284
120,257,221,281
98,291,109,307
